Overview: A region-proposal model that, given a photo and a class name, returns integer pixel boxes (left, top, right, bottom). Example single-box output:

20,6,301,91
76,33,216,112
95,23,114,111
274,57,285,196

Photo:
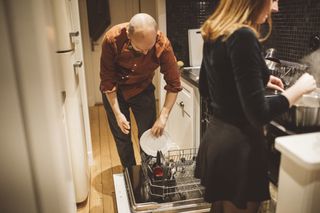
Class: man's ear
126,26,131,39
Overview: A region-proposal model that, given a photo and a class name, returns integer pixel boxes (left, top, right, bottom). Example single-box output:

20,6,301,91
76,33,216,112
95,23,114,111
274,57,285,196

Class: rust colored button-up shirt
100,23,182,100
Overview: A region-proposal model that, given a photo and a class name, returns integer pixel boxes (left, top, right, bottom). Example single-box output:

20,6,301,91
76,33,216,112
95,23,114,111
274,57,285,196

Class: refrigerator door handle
73,61,83,74
56,31,79,53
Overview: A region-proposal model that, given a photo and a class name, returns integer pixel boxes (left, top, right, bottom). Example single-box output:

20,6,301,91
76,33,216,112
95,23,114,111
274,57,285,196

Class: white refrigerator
0,1,91,212
52,0,91,203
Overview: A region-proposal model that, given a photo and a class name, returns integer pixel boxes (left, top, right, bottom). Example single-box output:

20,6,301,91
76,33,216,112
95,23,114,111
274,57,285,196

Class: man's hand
267,75,284,92
115,113,130,134
151,114,168,137
150,92,178,137
105,89,130,134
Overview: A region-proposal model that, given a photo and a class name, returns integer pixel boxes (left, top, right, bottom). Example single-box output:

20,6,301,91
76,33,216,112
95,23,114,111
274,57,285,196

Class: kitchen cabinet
275,133,320,213
166,78,200,150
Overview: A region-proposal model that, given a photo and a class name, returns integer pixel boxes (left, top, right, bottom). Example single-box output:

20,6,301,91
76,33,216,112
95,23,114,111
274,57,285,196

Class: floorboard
77,105,141,213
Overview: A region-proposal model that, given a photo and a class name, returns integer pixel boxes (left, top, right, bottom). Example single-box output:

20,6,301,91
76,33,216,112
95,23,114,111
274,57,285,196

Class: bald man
100,13,182,168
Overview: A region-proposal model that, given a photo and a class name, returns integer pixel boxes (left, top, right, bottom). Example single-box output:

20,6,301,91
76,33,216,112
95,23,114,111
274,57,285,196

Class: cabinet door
167,81,194,150
169,102,193,149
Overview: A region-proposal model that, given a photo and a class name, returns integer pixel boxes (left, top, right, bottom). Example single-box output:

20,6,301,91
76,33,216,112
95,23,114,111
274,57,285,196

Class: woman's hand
267,75,284,92
292,73,317,94
282,73,316,107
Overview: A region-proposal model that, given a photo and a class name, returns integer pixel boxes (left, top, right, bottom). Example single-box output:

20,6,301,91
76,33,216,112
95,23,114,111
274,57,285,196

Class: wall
263,0,320,62
80,0,140,106
166,0,218,66
166,0,320,65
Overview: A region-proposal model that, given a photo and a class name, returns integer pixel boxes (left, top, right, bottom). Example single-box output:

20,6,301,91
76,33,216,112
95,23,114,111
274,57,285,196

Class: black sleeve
199,59,210,98
226,28,289,126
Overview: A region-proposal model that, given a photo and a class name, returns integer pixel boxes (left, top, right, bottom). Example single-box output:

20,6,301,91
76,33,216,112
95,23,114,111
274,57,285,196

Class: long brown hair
201,0,272,42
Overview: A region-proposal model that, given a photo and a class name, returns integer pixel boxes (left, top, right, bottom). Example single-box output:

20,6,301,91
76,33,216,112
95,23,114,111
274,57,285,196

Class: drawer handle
179,101,184,107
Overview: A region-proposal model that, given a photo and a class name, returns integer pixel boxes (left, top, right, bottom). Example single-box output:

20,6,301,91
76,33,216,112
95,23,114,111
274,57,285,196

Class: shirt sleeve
199,59,210,98
159,39,182,93
226,28,289,126
100,36,117,92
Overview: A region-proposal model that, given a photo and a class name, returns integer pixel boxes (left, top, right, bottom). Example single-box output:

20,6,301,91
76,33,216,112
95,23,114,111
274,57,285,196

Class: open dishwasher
114,148,211,212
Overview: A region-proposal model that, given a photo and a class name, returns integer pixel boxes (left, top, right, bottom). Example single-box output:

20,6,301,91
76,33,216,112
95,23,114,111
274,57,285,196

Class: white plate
140,129,171,157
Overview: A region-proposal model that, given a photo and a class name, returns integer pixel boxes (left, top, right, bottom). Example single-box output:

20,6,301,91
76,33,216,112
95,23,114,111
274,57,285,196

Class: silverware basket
141,148,205,201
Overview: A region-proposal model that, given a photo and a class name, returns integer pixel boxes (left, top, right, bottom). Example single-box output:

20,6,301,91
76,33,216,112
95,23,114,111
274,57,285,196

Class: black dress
195,27,289,209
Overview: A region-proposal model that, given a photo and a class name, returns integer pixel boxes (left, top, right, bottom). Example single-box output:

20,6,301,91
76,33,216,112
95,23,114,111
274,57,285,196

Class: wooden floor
77,105,141,213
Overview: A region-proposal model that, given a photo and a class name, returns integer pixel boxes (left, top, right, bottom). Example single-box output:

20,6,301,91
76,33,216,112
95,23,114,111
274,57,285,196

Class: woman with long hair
195,0,316,212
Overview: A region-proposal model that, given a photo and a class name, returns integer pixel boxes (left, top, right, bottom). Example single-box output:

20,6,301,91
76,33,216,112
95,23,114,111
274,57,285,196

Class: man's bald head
127,13,158,55
128,13,158,37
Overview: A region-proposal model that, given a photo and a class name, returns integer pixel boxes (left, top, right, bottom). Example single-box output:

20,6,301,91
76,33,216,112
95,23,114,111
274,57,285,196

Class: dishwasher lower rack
123,155,211,212
141,148,205,202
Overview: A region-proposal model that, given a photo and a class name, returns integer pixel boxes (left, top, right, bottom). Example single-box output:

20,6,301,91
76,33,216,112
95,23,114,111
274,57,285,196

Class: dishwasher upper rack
141,148,205,201
267,60,308,88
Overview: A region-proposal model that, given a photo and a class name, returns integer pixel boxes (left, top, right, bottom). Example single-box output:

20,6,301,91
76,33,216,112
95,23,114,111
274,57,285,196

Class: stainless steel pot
266,89,320,128
283,90,320,128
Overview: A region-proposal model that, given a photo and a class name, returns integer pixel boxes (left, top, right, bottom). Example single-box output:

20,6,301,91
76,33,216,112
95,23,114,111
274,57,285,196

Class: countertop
180,67,200,87
275,132,320,170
